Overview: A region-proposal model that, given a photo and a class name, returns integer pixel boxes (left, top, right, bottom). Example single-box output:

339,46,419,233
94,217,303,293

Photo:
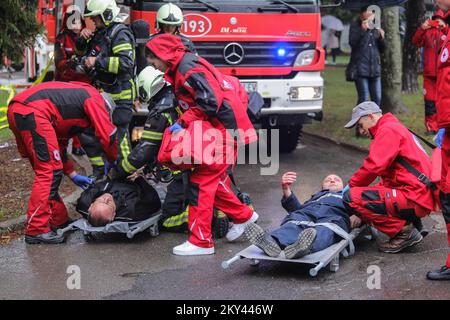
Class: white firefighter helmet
84,0,120,26
138,66,166,103
156,3,184,29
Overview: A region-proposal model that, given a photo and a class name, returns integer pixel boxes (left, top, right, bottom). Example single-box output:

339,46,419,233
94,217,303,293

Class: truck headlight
294,50,315,67
289,86,323,100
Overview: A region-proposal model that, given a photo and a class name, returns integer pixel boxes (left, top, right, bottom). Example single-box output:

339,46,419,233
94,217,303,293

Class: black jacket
76,23,135,100
349,21,385,78
117,85,181,178
76,177,161,222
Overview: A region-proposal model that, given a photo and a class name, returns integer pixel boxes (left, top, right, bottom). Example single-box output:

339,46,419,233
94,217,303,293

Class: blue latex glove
71,174,93,190
436,128,445,149
104,160,117,175
341,184,350,196
169,122,183,133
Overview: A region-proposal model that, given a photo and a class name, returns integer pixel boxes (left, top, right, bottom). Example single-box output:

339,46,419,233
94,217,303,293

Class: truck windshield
137,1,319,13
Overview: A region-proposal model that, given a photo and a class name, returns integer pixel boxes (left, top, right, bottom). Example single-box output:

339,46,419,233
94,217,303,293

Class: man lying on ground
76,176,161,226
244,172,362,259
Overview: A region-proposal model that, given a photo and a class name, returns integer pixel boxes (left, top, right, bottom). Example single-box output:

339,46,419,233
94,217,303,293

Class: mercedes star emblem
223,42,244,65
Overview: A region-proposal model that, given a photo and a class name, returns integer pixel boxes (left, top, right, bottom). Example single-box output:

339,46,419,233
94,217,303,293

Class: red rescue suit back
7,81,118,236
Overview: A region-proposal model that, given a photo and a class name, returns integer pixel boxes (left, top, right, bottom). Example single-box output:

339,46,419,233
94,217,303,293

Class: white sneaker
226,211,259,242
172,241,215,256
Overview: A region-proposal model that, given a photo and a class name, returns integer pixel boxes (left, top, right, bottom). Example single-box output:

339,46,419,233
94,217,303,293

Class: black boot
427,192,450,280
25,231,65,244
90,165,105,182
427,266,450,280
211,209,230,239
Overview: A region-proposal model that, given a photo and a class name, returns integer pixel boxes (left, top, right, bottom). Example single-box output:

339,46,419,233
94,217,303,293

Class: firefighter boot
378,222,423,253
244,222,281,257
212,209,230,239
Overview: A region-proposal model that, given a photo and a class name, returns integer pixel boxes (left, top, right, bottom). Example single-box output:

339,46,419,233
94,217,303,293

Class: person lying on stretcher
244,172,362,259
75,176,161,227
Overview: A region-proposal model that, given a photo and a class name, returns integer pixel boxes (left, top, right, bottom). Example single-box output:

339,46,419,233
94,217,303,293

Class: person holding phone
412,10,447,135
348,8,385,107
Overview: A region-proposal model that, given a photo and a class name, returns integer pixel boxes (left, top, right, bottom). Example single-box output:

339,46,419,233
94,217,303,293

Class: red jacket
349,113,434,211
54,11,90,83
412,11,447,77
146,34,257,145
9,81,118,174
437,25,450,128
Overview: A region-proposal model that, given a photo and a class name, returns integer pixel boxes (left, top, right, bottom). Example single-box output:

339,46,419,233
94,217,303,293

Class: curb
302,130,369,153
0,154,91,235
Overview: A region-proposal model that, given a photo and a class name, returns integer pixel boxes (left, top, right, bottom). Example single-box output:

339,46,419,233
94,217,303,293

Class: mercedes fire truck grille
194,41,315,67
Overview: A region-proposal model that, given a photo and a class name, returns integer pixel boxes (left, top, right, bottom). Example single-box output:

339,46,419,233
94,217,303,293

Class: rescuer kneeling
342,102,435,253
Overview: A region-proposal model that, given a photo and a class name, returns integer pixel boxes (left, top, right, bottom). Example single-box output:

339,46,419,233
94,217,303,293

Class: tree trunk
402,0,426,93
381,6,408,113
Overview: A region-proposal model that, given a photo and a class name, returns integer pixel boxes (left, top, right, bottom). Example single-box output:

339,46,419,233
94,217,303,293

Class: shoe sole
244,223,281,257
379,230,423,253
226,212,259,242
172,248,215,256
284,228,317,259
25,237,65,245
426,272,450,280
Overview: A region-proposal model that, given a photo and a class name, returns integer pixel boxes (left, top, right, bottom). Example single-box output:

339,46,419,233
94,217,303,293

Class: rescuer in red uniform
54,7,91,156
342,102,435,253
412,9,447,135
427,3,450,280
145,34,258,256
7,81,118,244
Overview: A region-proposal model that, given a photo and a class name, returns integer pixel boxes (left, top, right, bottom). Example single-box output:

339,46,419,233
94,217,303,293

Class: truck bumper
242,71,323,115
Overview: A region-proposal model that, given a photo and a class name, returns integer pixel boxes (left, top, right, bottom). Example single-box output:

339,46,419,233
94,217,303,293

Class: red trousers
440,130,450,267
7,104,68,236
344,186,430,238
424,76,439,132
187,159,253,248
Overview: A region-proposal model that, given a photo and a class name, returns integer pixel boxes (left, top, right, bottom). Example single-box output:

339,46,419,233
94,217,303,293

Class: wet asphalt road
0,134,449,300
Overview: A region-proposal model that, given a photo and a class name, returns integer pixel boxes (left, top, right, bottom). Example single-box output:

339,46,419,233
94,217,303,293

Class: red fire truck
126,0,326,152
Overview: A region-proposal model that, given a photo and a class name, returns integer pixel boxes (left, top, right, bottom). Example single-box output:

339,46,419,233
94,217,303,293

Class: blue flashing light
277,48,286,57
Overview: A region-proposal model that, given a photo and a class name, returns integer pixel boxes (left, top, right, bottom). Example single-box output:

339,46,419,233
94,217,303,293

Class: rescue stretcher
222,223,371,277
56,177,166,240
56,212,162,239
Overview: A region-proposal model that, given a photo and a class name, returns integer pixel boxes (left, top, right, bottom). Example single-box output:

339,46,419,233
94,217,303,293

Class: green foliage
0,0,43,63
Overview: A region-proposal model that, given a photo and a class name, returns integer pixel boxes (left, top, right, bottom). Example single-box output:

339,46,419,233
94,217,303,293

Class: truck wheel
278,125,302,153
